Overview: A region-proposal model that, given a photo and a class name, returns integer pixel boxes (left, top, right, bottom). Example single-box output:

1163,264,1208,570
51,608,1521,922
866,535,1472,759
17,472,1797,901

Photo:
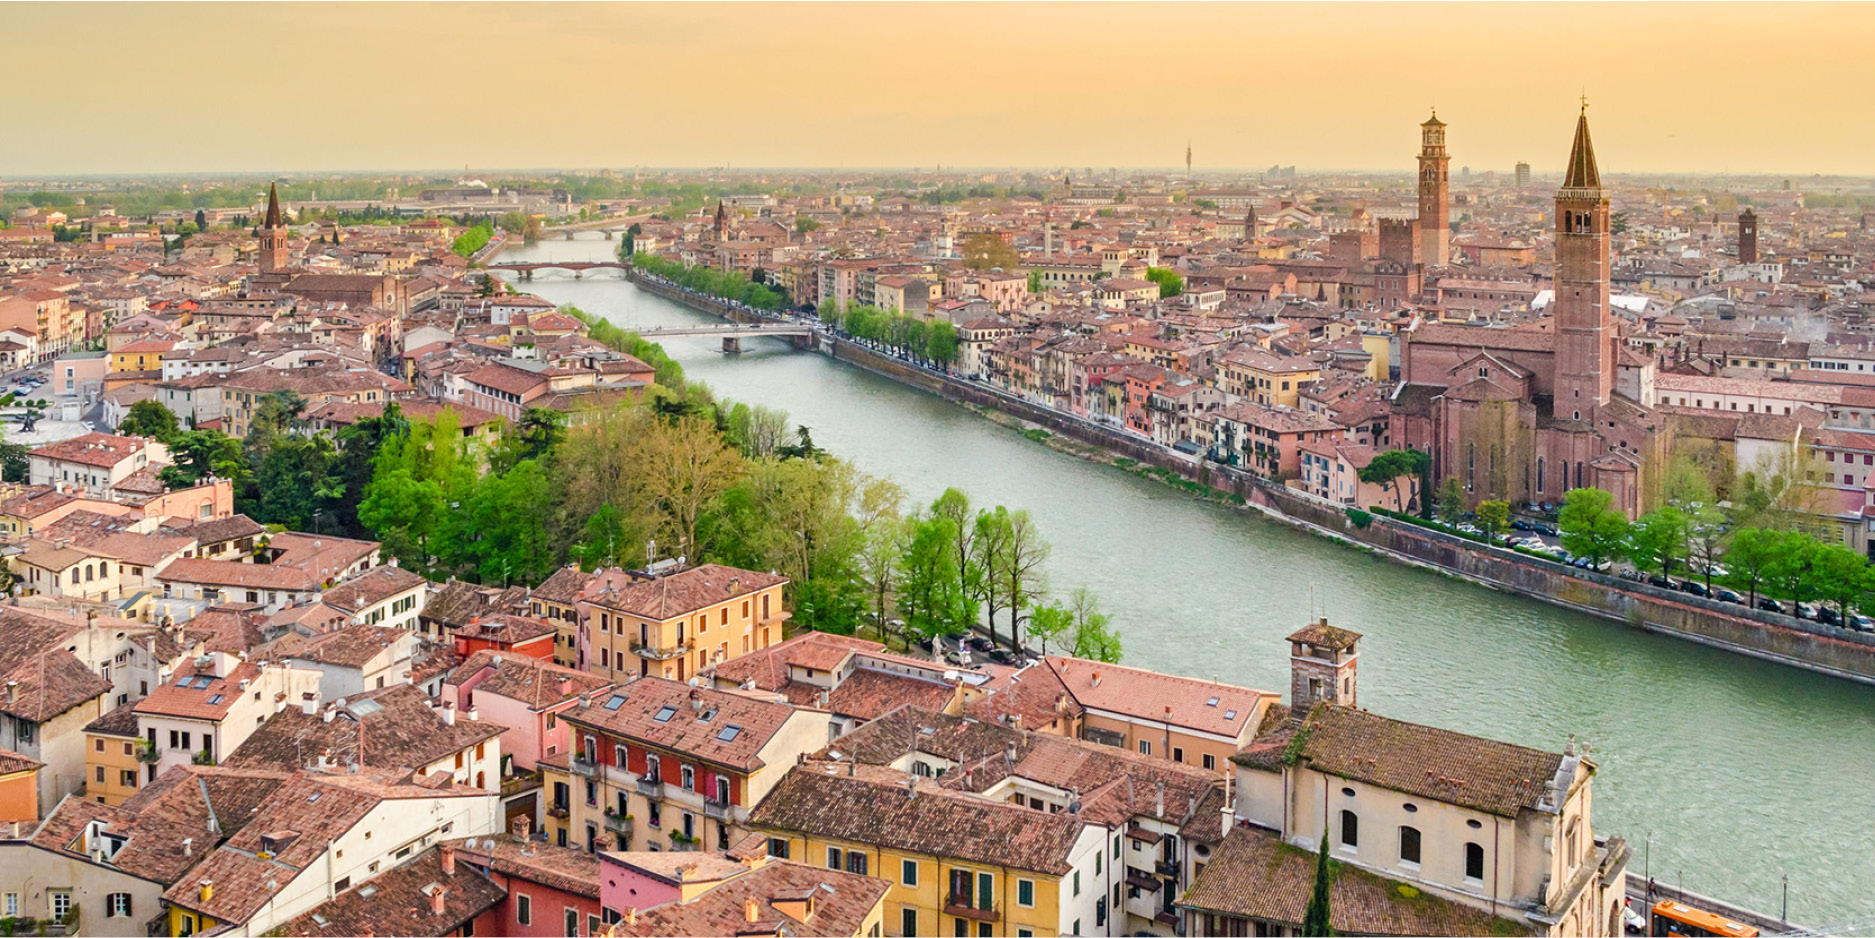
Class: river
496,234,1875,923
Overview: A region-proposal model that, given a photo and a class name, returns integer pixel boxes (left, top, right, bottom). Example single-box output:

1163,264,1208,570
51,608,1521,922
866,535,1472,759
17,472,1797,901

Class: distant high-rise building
1417,110,1450,268
1738,208,1759,264
1515,161,1532,189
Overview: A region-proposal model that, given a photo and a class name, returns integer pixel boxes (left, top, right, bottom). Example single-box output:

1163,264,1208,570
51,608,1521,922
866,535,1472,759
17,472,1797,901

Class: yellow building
1217,346,1322,408
579,563,789,685
109,340,174,373
82,702,145,806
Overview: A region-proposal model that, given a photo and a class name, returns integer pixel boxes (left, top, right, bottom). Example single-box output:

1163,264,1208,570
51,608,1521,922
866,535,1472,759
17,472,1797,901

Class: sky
4,2,1873,179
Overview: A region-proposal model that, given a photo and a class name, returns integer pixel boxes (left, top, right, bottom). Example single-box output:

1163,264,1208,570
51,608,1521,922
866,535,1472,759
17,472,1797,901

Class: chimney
4,681,15,706
440,844,455,876
441,702,457,726
182,837,193,857
322,706,336,723
511,814,532,840
745,898,760,923
430,885,447,915
198,880,213,903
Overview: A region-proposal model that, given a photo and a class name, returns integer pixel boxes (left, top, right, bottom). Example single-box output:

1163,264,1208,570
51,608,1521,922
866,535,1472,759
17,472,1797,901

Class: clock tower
1417,110,1451,268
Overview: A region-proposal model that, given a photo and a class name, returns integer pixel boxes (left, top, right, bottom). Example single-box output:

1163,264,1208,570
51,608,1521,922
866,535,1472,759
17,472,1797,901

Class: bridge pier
564,231,574,240
603,230,613,240
521,269,532,281
722,336,742,354
574,270,582,279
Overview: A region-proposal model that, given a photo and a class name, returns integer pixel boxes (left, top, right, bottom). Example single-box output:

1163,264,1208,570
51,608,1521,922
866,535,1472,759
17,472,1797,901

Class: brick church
1391,107,1664,517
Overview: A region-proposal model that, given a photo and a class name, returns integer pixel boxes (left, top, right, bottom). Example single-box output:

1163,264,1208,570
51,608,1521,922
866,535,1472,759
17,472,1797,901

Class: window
827,846,843,870
3,894,16,918
846,851,868,876
1340,810,1358,848
902,858,919,887
565,907,579,937
1072,869,1080,896
1466,842,1486,881
768,837,790,860
903,909,919,937
518,894,532,926
1172,746,1184,763
1399,826,1421,865
1017,879,1035,908
1138,740,1150,755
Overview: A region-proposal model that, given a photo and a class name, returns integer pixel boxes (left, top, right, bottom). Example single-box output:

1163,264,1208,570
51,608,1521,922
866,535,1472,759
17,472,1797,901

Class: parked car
1819,607,1842,626
1757,597,1787,614
1623,900,1647,935
1649,574,1675,589
1511,519,1534,532
1535,522,1560,536
1849,613,1874,633
1680,580,1711,598
1796,602,1819,620
1714,587,1745,604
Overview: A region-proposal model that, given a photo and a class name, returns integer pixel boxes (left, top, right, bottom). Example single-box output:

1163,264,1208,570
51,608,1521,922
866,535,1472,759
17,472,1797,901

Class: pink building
451,826,607,938
444,651,615,772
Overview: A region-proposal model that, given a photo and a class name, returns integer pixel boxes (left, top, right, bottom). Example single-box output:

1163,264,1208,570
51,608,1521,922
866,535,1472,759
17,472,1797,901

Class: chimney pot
745,898,760,923
430,885,447,915
440,844,455,876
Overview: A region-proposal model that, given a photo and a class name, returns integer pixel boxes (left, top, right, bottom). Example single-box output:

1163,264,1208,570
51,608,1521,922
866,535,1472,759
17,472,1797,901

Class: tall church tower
1552,103,1614,422
258,183,289,275
1417,110,1451,268
1738,207,1759,265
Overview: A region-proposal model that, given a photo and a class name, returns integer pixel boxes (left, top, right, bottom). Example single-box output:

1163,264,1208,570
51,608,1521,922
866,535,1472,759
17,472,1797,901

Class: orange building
0,746,42,823
577,564,788,685
82,702,144,806
453,612,558,661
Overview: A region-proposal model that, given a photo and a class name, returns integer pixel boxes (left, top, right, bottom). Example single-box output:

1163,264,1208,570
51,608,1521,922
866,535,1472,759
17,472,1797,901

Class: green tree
898,515,972,655
117,399,181,442
1026,600,1071,656
159,430,247,489
1027,270,1043,294
1144,267,1184,299
256,435,340,533
1475,499,1510,543
1357,449,1428,513
960,232,1018,270
1435,478,1467,522
1302,827,1335,936
794,217,821,234
1558,487,1630,568
1067,586,1121,662
930,488,983,628
926,321,960,368
1628,506,1690,576
1763,529,1823,605
1723,527,1778,605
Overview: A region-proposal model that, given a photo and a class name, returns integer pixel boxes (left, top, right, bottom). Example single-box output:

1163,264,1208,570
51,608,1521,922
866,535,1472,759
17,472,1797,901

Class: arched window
1536,457,1546,493
1399,826,1421,864
1340,810,1358,848
1465,842,1485,881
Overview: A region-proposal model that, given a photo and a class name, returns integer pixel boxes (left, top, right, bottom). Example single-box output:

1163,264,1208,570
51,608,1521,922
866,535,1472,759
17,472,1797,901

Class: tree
930,488,981,627
1027,270,1043,294
1026,600,1071,656
1357,449,1427,513
1628,506,1690,576
1558,487,1629,568
725,402,792,460
1811,542,1870,618
858,516,912,648
1685,505,1727,588
794,217,820,234
1302,827,1335,937
1723,527,1779,605
1435,478,1466,522
1067,586,1121,662
1475,500,1510,543
634,415,743,562
117,399,180,442
972,509,1013,650
898,515,971,656
926,321,960,368
1144,267,1184,299
193,209,207,230
1763,529,1823,606
159,430,247,489
960,232,1018,270
997,509,1049,650
256,435,340,532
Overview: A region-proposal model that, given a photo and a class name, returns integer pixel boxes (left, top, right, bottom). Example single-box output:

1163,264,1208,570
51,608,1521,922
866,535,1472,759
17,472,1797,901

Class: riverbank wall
623,272,1875,685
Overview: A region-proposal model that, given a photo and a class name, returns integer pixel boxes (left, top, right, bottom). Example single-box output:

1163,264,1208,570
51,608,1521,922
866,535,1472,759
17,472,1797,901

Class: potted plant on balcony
134,740,160,764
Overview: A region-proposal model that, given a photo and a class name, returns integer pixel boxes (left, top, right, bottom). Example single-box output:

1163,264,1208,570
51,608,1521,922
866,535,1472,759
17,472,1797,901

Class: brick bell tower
1286,618,1360,723
258,183,289,275
1738,207,1759,265
1417,109,1451,268
1552,101,1614,423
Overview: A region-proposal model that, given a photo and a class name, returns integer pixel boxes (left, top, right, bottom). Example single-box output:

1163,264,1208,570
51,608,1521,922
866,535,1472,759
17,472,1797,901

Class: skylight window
192,676,214,689
1224,710,1238,721
716,724,742,742
207,694,224,705
653,705,678,723
603,695,626,711
1206,697,1220,707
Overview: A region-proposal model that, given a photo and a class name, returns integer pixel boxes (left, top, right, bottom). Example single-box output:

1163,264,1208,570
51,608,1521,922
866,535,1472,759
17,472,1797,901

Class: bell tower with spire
1417,109,1450,268
1552,101,1614,422
258,183,288,275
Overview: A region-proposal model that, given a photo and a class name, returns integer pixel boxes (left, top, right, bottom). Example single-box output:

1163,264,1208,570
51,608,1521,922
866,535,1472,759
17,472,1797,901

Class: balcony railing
941,896,998,923
703,798,732,821
570,756,599,777
603,811,634,834
546,804,570,820
1155,859,1179,879
636,777,664,798
630,640,693,661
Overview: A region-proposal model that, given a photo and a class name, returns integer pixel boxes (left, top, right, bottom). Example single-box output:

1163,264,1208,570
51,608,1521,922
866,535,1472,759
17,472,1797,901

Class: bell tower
1738,207,1759,265
1287,618,1360,722
1417,110,1450,268
258,183,288,275
1552,101,1613,422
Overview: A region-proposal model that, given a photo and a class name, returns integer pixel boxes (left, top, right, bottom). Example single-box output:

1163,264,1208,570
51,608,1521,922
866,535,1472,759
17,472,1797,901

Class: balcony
1125,871,1162,893
546,804,570,820
668,831,702,852
603,810,634,835
942,896,998,923
636,777,664,799
703,798,732,822
1125,824,1162,845
570,756,599,777
1155,859,1179,879
630,640,692,661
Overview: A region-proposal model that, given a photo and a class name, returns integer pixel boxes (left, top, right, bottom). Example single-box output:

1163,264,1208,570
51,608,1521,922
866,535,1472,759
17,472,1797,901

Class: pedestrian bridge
487,261,628,278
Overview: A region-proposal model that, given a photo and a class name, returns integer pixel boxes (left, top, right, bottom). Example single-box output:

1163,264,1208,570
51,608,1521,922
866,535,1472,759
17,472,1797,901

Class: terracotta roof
32,765,291,885
270,847,506,938
319,564,425,614
425,580,529,626
611,857,891,938
444,833,601,899
287,624,408,668
1286,621,1362,651
580,563,787,621
224,684,503,773
446,650,612,711
133,659,262,721
0,745,42,777
0,608,114,722
85,700,143,737
705,632,884,692
28,431,155,469
1179,825,1534,935
162,513,266,546
749,765,1083,875
1044,656,1274,738
453,612,555,647
566,677,800,773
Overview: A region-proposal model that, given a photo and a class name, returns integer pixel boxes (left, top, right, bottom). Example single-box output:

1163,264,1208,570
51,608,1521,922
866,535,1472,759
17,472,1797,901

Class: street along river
497,234,1875,922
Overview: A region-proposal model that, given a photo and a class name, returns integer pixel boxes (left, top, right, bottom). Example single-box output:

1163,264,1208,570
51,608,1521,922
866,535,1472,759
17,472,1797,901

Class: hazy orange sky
5,2,1873,178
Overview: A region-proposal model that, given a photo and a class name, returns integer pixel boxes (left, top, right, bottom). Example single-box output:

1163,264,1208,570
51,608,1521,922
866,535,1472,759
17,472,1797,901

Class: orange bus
1651,901,1759,938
